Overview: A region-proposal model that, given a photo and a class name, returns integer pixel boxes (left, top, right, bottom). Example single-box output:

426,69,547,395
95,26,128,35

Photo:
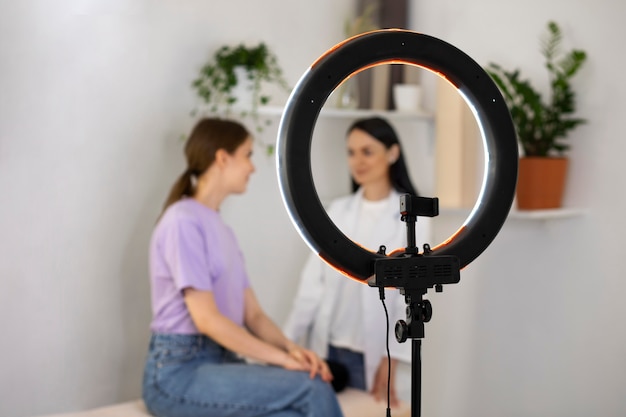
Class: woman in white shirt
284,117,431,406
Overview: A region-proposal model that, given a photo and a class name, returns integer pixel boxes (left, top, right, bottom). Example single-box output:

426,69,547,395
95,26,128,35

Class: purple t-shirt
149,198,250,334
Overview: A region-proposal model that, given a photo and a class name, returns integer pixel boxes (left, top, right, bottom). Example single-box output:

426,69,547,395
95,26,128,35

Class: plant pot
393,84,422,112
333,77,359,109
231,66,254,110
516,157,568,210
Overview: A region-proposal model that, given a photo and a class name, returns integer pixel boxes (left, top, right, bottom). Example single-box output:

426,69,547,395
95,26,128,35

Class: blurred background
1,1,623,416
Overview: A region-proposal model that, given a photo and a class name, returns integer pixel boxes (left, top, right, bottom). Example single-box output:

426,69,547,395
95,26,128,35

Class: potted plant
486,21,588,209
191,42,290,148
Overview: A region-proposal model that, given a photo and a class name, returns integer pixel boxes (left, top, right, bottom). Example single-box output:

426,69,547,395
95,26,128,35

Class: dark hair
162,118,250,212
347,117,418,196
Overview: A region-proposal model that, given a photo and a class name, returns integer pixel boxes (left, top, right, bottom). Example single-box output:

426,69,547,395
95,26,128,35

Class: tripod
370,195,460,417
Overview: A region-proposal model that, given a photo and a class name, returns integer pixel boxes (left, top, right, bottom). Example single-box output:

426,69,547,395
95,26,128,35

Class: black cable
378,287,392,417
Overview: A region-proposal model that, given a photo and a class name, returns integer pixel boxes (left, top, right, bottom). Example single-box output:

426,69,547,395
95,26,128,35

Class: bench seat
36,388,411,417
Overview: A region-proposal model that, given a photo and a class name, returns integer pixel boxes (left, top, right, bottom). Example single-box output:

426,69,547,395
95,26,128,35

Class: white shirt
329,197,390,351
283,188,433,390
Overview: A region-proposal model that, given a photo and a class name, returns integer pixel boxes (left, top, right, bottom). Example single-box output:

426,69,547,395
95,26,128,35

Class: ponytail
162,169,196,213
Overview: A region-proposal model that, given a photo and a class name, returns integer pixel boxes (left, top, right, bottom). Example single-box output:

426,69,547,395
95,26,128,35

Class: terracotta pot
516,157,568,210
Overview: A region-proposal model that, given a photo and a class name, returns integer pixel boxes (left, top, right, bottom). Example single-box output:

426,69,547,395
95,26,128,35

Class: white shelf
508,208,586,220
439,207,586,220
258,105,434,120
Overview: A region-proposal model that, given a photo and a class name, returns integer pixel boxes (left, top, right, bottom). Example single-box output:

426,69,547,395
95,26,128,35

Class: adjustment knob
421,300,433,323
395,320,409,343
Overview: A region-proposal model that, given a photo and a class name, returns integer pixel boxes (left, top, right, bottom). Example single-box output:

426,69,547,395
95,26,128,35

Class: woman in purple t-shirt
142,118,343,417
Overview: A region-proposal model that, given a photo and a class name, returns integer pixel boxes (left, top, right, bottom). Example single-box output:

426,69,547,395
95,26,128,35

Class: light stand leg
412,339,421,417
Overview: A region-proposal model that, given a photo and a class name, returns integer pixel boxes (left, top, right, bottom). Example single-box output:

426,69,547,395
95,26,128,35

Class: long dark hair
162,118,250,213
347,117,418,196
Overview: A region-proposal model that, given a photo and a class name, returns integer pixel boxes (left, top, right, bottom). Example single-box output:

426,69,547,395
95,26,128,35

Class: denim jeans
327,345,366,390
143,334,344,417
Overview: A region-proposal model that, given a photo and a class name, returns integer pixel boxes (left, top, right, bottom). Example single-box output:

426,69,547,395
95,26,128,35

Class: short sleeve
161,216,213,292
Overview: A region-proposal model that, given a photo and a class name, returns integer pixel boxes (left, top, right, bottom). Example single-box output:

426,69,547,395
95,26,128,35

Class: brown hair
162,118,250,212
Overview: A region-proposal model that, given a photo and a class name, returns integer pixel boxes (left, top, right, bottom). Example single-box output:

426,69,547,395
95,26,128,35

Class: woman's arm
184,288,298,369
244,288,332,381
184,287,331,381
282,253,324,342
243,288,294,350
371,357,400,407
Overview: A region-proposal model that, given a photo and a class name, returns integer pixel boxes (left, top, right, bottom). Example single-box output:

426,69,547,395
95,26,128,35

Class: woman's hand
371,358,399,407
284,343,333,382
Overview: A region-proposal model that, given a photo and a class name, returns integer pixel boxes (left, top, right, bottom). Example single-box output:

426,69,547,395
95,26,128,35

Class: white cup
393,84,422,112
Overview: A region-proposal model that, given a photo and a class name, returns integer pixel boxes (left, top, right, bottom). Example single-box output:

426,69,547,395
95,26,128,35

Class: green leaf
486,21,587,156
189,42,291,134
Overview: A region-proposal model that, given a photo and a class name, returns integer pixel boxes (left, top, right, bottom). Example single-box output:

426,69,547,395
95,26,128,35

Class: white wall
411,1,626,416
1,0,626,416
0,1,354,416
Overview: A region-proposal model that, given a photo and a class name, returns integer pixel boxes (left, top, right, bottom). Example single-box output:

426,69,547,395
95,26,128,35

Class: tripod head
368,194,460,342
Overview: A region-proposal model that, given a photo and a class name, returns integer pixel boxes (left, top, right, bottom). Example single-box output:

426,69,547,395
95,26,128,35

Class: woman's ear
388,144,400,164
214,148,230,168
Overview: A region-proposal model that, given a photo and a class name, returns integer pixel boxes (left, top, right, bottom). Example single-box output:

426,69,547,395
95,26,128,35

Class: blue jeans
143,334,343,417
327,345,366,390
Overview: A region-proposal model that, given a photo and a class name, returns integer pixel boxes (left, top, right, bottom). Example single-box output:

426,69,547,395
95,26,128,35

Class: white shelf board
508,208,586,220
258,105,434,120
438,207,586,220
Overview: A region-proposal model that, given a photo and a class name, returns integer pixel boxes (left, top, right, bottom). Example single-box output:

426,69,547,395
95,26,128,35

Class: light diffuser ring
277,29,518,281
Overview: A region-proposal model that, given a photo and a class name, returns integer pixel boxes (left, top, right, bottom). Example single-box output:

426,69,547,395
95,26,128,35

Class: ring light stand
276,30,518,417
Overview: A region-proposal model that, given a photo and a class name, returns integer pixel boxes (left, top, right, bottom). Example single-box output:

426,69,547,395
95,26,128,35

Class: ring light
277,29,518,281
